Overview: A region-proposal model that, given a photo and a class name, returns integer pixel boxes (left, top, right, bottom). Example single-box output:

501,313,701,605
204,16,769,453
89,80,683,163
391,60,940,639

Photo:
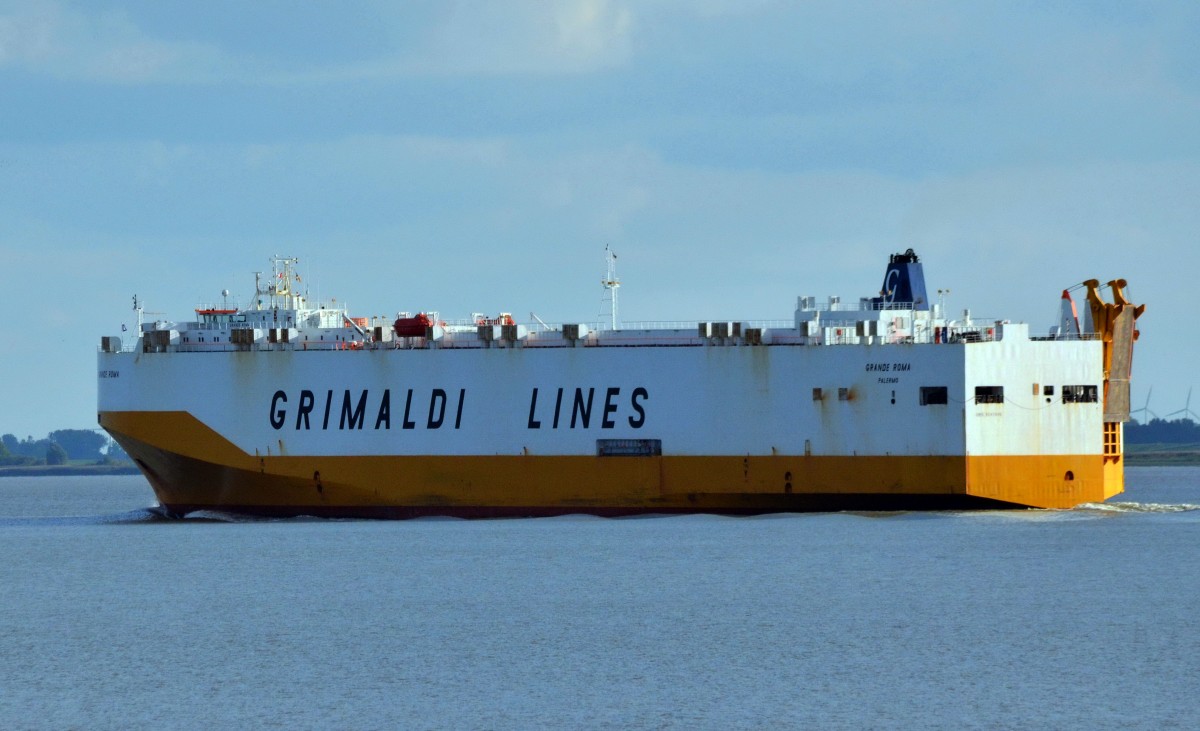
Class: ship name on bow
267,385,650,432
270,389,467,431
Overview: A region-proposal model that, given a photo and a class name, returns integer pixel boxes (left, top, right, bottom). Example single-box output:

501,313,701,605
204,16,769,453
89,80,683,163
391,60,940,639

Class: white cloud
281,0,635,82
0,1,58,66
385,0,634,77
0,0,232,82
0,0,638,85
554,0,632,63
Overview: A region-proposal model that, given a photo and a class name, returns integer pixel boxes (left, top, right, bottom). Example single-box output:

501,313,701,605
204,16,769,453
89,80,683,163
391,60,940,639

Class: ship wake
1076,501,1200,514
0,508,168,527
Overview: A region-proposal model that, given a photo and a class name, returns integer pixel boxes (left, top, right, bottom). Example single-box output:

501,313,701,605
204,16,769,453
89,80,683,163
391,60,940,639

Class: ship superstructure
98,250,1143,517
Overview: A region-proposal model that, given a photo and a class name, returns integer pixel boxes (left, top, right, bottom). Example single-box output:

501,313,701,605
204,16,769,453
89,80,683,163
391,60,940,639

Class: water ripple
1076,501,1200,513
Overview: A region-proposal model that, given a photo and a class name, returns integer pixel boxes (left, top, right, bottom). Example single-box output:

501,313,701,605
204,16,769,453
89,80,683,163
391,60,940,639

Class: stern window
1063,385,1098,403
1104,422,1121,456
920,386,948,405
975,386,1004,404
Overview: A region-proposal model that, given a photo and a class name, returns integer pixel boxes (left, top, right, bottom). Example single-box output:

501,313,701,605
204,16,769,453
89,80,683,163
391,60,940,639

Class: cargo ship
97,250,1143,517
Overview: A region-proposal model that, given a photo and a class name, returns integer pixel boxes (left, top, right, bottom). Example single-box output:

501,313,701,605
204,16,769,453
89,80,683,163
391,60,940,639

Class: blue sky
2,0,1197,437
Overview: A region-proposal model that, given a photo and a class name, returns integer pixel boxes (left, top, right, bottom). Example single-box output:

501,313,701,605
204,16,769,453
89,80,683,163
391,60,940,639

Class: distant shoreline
1126,443,1200,466
1,454,1197,478
1125,453,1200,466
0,464,141,477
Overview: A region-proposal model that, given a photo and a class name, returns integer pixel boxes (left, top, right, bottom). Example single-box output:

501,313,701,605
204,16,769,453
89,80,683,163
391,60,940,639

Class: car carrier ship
97,250,1143,517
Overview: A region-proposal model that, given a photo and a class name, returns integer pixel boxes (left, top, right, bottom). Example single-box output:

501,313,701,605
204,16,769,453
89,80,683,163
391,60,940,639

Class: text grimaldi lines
268,386,649,431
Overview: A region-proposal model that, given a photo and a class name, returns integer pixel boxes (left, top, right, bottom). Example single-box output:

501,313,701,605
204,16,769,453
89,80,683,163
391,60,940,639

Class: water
1,469,1197,730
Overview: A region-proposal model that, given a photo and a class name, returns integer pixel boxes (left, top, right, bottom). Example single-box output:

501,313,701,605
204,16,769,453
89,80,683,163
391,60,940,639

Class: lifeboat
394,312,432,338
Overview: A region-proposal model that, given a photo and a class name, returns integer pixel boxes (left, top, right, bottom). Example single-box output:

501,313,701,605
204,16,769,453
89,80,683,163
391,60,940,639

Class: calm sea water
1,468,1197,730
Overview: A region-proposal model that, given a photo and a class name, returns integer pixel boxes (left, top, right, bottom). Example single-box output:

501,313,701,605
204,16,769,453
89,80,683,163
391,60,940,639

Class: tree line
0,430,129,467
1125,418,1200,445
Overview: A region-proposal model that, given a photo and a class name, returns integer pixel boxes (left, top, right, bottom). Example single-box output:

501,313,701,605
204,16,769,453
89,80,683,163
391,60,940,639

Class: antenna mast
601,246,621,330
256,255,302,310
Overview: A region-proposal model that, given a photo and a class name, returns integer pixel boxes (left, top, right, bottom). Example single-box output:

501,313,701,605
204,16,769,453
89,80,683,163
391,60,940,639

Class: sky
2,0,1198,438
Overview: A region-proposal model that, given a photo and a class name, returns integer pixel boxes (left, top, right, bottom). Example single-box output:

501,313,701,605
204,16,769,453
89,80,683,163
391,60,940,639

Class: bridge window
975,386,1004,404
920,386,948,405
1063,385,1098,403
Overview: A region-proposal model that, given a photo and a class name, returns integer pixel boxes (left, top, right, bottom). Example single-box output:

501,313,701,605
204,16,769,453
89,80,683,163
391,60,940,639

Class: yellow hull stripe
101,411,1122,513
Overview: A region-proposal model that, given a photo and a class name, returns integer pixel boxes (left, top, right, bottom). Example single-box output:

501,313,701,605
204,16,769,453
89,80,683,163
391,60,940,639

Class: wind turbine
1130,387,1159,424
1164,388,1200,423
